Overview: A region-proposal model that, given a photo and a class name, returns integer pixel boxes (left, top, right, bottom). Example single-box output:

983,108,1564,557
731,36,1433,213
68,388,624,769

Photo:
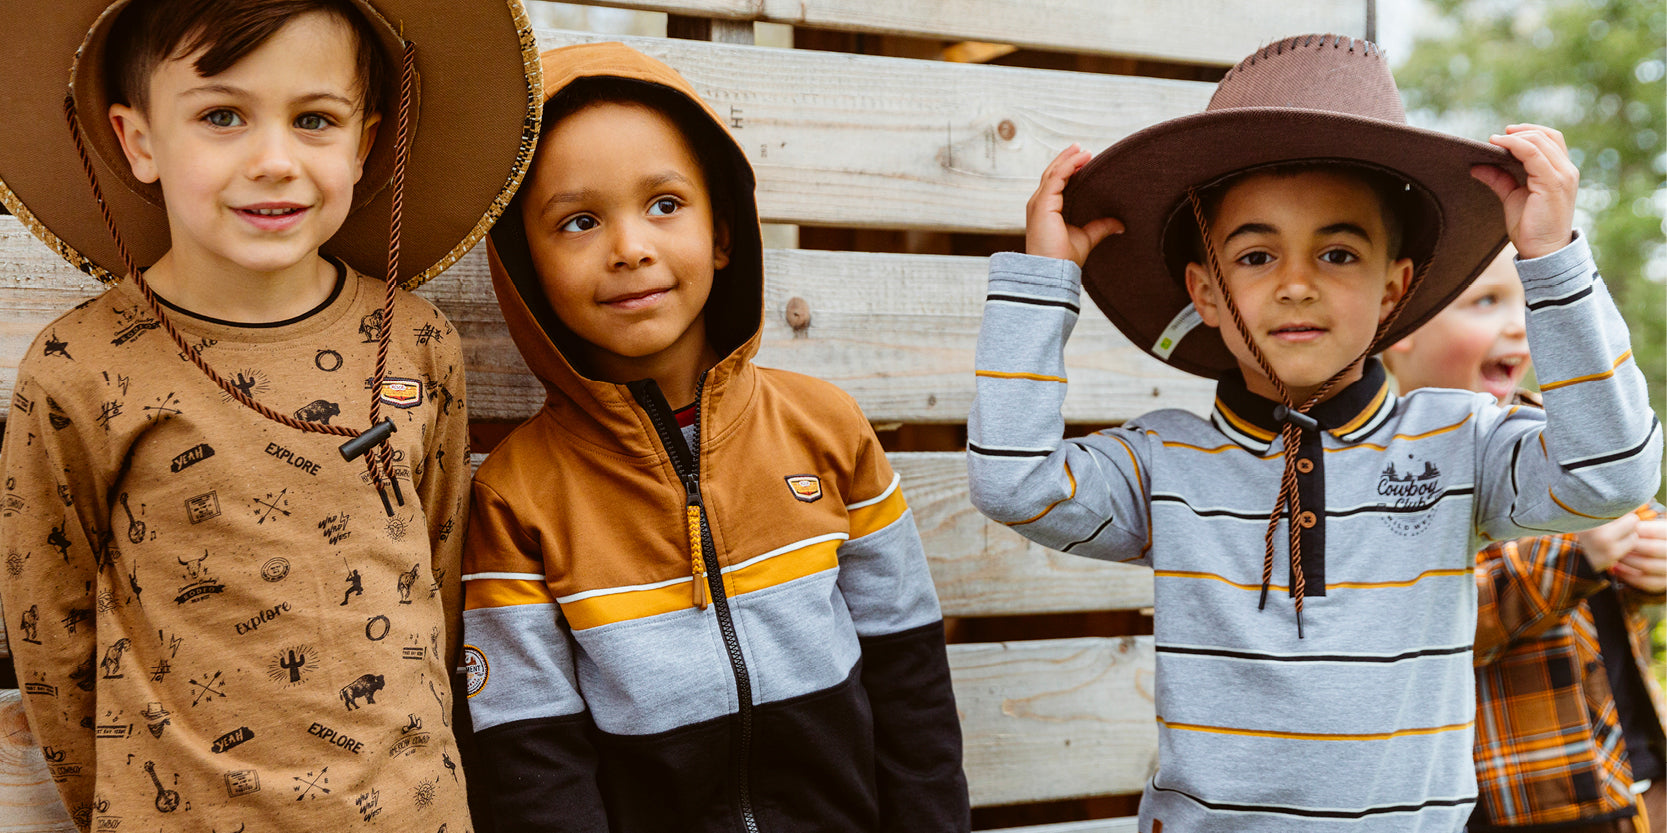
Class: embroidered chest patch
785,475,823,503
1378,454,1443,537
378,378,422,409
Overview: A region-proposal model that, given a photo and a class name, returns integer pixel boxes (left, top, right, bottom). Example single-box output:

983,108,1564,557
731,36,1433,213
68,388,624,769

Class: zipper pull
684,476,709,610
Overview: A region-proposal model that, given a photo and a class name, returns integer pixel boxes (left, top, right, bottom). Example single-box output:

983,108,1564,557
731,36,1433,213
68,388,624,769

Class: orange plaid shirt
1471,504,1666,829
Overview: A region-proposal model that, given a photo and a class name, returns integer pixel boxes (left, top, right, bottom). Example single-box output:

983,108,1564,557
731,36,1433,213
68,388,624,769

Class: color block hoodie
461,43,968,833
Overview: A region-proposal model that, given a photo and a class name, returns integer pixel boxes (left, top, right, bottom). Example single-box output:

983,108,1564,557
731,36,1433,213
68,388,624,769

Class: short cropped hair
108,0,386,116
1187,162,1411,267
536,77,736,240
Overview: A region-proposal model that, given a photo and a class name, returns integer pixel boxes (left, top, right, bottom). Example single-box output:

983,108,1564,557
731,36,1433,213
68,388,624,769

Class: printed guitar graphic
120,492,145,544
144,760,180,813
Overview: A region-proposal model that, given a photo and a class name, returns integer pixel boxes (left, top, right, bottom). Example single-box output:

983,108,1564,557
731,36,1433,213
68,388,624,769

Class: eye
1235,251,1273,267
203,109,243,128
1319,249,1358,265
558,214,599,233
295,113,333,131
648,197,682,216
1472,293,1498,308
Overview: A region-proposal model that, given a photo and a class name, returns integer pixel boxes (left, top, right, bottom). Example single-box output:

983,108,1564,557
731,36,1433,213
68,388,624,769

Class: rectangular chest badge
785,475,823,503
379,378,422,409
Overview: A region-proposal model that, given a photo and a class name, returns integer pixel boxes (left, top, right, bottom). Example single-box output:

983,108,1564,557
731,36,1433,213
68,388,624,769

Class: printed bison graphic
340,673,385,710
294,400,341,424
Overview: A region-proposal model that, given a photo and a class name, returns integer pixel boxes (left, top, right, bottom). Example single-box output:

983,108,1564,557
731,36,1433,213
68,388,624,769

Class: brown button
1296,458,1314,474
1297,511,1317,529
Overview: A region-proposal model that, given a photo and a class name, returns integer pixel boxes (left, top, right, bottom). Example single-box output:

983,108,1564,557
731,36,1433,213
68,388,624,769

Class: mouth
1269,323,1326,342
601,287,673,310
234,203,308,230
1479,354,1528,397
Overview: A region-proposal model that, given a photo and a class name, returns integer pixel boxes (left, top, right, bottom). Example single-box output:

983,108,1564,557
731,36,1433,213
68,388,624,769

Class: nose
1274,261,1318,304
1501,301,1526,339
246,125,299,181
609,217,655,270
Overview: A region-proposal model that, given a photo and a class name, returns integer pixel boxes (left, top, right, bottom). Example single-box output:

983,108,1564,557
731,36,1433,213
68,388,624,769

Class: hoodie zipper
627,377,761,833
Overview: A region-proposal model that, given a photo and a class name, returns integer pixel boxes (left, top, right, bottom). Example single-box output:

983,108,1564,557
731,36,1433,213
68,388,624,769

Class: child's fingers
1077,216,1126,255
1470,164,1520,203
1491,129,1578,188
1506,123,1569,153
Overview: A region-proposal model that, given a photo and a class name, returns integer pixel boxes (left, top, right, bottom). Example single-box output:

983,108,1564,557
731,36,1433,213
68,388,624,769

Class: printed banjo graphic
144,760,181,813
119,492,145,544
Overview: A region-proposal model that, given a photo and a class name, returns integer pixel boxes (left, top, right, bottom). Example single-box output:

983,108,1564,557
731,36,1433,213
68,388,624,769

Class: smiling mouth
1480,355,1526,385
1271,324,1325,337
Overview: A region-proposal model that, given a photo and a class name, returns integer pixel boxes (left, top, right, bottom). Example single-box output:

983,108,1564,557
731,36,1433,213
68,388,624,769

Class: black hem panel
473,713,610,832
859,620,971,833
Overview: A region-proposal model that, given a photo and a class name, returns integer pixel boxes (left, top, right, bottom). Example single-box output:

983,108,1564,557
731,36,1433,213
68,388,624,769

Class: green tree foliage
1399,0,1666,426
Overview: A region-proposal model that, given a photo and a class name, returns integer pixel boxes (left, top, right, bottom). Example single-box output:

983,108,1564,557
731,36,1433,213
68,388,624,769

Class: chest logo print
378,378,422,409
1378,455,1443,537
785,475,823,503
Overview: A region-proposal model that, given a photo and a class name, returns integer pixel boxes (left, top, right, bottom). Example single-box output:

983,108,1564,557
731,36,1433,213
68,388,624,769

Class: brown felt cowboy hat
1063,33,1524,379
0,0,542,289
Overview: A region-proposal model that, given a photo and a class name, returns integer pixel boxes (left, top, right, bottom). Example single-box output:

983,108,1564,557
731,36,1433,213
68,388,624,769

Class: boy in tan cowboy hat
0,0,540,829
968,33,1661,833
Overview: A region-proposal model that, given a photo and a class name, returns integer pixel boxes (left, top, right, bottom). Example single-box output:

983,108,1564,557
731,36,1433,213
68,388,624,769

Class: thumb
1080,216,1125,253
1470,165,1520,204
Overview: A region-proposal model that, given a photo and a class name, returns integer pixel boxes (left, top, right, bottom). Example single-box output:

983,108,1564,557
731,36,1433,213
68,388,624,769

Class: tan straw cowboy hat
0,0,542,290
1064,33,1523,380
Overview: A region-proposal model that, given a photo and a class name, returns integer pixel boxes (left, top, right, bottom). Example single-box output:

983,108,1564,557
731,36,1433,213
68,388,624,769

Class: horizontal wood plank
0,692,75,833
952,636,1156,806
534,27,1214,233
0,217,1213,425
548,0,1368,66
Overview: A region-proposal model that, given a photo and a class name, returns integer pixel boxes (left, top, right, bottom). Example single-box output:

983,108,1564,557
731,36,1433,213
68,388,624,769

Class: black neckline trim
1213,358,1390,440
150,260,348,329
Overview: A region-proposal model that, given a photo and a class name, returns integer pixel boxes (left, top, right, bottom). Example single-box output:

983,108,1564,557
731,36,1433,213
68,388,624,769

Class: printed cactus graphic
279,648,307,683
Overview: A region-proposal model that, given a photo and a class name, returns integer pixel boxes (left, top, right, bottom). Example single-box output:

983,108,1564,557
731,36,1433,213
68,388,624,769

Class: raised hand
1026,144,1124,266
1471,124,1578,260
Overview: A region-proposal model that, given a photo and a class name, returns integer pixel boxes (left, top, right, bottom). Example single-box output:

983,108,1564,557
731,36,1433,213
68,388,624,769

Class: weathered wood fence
0,2,1372,828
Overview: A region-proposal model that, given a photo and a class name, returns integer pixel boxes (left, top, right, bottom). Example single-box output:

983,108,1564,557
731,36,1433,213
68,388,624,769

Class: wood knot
997,119,1016,141
785,296,811,333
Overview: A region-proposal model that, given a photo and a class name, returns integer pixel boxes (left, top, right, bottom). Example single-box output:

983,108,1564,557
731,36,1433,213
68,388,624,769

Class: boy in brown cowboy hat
968,34,1660,833
0,0,540,829
459,42,968,832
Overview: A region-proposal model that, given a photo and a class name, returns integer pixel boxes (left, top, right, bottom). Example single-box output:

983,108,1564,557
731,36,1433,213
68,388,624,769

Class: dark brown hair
1186,161,1412,267
108,0,386,115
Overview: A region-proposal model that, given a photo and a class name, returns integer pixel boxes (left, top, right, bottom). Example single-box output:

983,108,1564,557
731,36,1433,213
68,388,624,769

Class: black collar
1211,359,1395,452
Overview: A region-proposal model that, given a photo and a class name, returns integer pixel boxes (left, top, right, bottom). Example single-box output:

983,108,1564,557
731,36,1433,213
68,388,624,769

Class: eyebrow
181,84,357,109
539,170,697,217
1221,221,1375,246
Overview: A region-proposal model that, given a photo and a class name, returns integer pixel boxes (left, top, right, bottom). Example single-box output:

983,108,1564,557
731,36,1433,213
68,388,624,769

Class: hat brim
1063,108,1524,379
0,0,541,290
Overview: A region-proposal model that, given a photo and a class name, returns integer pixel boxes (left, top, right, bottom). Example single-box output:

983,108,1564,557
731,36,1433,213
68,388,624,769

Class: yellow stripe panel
1215,400,1276,442
1153,567,1469,593
1540,349,1632,392
1548,489,1625,521
1007,462,1075,526
1160,440,1279,459
1158,716,1472,742
464,578,556,611
849,487,908,538
1333,381,1389,435
727,540,841,598
564,540,843,631
976,369,1068,384
1330,414,1473,453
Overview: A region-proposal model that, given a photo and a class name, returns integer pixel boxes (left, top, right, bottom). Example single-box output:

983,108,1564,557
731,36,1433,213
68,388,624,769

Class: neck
1240,362,1365,408
142,250,337,324
591,340,719,410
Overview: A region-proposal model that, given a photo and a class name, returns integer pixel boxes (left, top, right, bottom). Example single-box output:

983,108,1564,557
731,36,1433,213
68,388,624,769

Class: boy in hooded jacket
460,43,969,833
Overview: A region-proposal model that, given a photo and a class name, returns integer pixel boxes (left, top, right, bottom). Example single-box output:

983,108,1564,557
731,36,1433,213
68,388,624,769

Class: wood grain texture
534,27,1215,233
952,636,1157,807
0,692,75,833
534,0,1368,66
899,453,1154,617
0,218,1213,424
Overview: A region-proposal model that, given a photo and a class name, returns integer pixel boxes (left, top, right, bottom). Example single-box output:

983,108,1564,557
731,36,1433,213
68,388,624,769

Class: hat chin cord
1186,187,1427,637
63,40,420,517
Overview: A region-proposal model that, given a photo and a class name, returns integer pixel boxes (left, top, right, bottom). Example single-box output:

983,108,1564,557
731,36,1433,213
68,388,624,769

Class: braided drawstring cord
63,39,420,516
1186,187,1428,638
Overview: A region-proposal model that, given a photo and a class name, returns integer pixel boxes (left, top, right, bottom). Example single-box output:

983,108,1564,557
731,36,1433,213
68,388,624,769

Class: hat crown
1208,34,1406,124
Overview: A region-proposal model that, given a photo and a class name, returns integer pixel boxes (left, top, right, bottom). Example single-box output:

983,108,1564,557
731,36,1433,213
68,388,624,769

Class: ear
711,215,731,272
1183,262,1222,328
353,112,382,183
1380,256,1414,322
108,103,158,184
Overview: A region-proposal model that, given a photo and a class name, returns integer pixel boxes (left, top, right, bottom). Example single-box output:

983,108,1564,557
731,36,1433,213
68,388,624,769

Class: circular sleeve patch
462,645,489,698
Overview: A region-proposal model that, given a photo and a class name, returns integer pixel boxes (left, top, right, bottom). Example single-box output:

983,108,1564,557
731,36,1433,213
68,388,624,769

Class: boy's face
1184,170,1413,403
1387,250,1527,404
520,101,730,385
108,12,379,282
